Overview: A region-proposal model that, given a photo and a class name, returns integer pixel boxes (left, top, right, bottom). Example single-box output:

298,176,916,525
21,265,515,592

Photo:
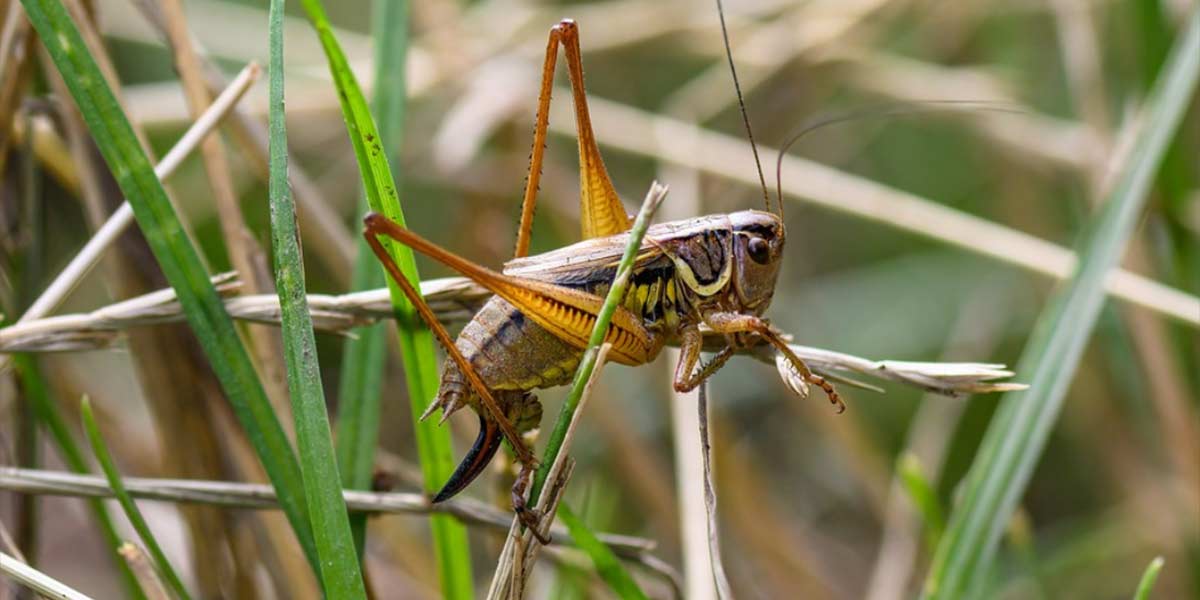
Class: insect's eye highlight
747,236,770,264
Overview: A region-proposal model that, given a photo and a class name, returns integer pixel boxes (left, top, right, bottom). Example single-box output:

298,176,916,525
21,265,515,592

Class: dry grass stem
9,113,79,193
0,518,24,562
0,0,35,176
0,466,654,557
0,62,260,374
151,0,294,425
117,543,172,600
832,49,1106,173
696,383,734,600
0,549,94,600
0,274,1022,396
130,0,356,279
665,0,892,121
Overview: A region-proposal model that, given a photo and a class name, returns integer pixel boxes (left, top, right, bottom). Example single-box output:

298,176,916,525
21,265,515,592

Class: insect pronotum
363,17,841,537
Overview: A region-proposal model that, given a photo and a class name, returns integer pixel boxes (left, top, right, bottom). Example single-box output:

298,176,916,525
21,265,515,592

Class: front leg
673,326,735,393
703,312,845,413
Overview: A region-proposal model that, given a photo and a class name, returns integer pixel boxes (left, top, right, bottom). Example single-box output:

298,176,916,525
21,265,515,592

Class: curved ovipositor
432,413,502,503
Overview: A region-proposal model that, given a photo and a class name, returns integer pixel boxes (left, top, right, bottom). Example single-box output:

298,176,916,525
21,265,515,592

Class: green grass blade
296,0,473,596
20,0,318,573
334,0,409,558
557,504,650,600
266,1,365,597
79,397,192,600
531,184,667,502
896,452,945,552
12,355,145,600
1132,556,1165,600
516,185,663,600
920,11,1200,599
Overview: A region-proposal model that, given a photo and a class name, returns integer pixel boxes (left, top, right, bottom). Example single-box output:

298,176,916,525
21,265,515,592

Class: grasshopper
363,19,840,532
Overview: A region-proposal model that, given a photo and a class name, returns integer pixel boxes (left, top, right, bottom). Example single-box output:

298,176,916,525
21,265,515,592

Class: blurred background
0,0,1197,598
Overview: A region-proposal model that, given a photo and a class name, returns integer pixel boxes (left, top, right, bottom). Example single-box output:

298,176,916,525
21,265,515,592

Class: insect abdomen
439,296,582,404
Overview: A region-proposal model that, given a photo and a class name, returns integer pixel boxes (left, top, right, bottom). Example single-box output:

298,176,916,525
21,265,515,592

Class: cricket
362,16,841,534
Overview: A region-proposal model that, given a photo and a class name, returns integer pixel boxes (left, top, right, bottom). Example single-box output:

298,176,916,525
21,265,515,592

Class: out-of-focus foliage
0,0,1195,598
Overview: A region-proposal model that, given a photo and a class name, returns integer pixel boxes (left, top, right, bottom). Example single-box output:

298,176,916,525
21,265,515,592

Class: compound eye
747,236,770,264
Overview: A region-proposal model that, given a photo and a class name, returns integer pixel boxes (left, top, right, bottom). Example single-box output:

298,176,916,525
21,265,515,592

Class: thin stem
529,182,668,502
0,467,658,558
0,550,94,600
0,62,260,373
81,398,192,600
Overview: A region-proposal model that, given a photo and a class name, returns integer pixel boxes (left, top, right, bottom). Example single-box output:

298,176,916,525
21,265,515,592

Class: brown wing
504,213,733,282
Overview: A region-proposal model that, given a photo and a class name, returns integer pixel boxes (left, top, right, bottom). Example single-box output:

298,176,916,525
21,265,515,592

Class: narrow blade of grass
79,397,192,600
21,0,318,573
334,0,408,558
896,452,945,552
557,504,650,600
1132,556,1165,600
920,11,1200,599
12,355,144,600
531,183,667,502
296,0,473,596
515,184,666,599
266,1,365,597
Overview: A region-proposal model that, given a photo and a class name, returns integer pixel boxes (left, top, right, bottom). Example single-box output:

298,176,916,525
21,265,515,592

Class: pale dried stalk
0,63,260,373
0,518,23,562
0,466,654,557
697,383,734,600
0,0,35,176
664,0,894,121
118,543,172,600
0,275,482,351
153,0,292,426
0,550,94,600
0,274,1022,397
831,48,1106,174
9,113,79,194
658,165,715,600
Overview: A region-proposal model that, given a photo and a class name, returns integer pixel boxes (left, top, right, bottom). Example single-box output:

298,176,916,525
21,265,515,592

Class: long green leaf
266,1,365,597
920,10,1200,599
296,0,473,596
558,504,650,600
334,0,407,559
13,355,144,599
531,184,666,502
897,452,945,552
521,185,664,600
20,0,318,572
1132,556,1165,600
80,397,192,600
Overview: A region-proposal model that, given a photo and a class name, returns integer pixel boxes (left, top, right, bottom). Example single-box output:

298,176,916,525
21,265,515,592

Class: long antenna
773,101,1024,207
715,0,774,216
